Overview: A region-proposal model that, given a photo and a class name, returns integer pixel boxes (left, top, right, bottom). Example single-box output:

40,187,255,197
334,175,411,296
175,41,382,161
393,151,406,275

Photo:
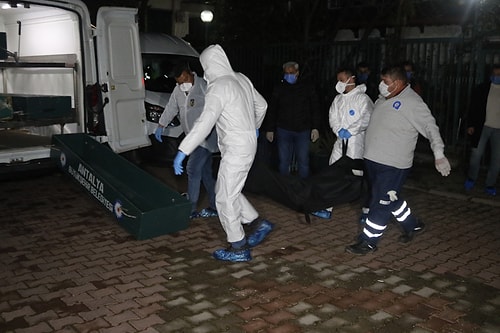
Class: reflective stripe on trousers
361,159,417,244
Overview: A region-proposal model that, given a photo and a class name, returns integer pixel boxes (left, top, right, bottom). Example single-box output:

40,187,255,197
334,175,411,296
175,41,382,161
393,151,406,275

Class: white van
0,0,147,176
139,32,201,163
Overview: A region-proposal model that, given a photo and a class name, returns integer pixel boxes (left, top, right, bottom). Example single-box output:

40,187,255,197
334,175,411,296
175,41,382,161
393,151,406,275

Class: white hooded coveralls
329,84,373,165
178,45,268,243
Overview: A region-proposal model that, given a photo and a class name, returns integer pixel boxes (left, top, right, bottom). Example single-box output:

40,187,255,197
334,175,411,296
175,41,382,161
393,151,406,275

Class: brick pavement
1,164,499,333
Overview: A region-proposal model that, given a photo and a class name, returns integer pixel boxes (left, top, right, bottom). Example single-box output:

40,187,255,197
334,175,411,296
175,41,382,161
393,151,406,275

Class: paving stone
228,268,252,279
321,316,349,328
15,321,53,333
99,322,136,333
129,314,165,331
297,313,321,325
211,303,239,317
190,323,219,333
315,268,337,279
413,286,438,298
433,307,466,323
259,300,288,312
287,301,313,314
407,303,438,319
400,313,426,326
416,316,451,332
72,317,110,332
258,306,294,324
186,300,215,312
240,318,268,333
2,172,500,333
392,284,414,295
267,323,302,333
337,272,358,281
369,281,388,291
104,310,140,327
442,289,461,299
1,306,35,322
49,315,85,330
307,293,333,306
24,309,59,326
385,275,405,285
165,296,190,307
310,262,331,271
187,311,216,324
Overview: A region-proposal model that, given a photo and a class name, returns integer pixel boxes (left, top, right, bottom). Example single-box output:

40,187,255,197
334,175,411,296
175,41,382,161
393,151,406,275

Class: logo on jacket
393,101,401,110
349,109,355,116
190,99,195,107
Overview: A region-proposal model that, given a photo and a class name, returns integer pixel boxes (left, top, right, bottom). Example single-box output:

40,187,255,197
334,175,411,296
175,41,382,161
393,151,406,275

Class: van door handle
101,83,108,93
102,97,109,109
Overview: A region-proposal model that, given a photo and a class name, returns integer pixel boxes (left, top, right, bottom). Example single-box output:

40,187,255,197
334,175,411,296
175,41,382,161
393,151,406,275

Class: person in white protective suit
333,68,374,220
329,68,374,165
172,44,275,262
310,67,373,221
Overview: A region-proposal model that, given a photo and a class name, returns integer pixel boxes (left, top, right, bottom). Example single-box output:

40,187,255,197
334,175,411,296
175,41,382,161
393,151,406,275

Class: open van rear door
96,7,150,153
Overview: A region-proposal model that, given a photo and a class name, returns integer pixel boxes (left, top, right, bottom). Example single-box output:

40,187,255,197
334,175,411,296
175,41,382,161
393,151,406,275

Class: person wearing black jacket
264,61,321,179
464,64,500,196
356,61,379,102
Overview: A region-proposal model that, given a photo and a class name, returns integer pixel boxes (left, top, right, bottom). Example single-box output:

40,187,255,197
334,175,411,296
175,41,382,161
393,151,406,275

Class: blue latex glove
154,127,163,142
338,128,352,139
343,129,352,139
256,129,260,138
173,151,186,175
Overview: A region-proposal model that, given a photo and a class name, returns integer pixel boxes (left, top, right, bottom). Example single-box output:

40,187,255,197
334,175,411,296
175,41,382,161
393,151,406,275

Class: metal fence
225,38,500,157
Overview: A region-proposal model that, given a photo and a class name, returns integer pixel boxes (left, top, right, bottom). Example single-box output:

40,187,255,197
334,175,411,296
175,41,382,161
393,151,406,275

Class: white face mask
378,80,393,97
179,82,192,92
335,77,355,94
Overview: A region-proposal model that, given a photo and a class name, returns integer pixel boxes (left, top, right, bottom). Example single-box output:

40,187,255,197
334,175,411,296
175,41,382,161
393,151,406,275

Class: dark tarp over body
244,156,365,217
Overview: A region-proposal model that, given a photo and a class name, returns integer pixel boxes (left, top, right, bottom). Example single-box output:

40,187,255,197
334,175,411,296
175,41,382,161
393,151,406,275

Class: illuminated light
200,10,213,23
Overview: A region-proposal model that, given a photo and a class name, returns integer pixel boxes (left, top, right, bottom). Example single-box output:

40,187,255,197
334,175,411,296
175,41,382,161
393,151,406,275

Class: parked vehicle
139,32,202,164
0,0,147,177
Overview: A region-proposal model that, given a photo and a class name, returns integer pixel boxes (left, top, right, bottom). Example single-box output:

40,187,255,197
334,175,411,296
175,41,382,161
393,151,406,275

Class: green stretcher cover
50,133,191,240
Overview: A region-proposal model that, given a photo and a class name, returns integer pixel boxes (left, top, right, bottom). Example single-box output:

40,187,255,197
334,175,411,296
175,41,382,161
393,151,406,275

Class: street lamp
200,9,213,47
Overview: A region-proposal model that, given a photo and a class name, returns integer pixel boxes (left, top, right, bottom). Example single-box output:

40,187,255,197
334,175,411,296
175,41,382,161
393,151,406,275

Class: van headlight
145,102,164,123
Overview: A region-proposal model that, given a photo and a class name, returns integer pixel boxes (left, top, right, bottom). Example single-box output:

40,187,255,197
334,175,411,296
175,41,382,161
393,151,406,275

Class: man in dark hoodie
264,61,321,179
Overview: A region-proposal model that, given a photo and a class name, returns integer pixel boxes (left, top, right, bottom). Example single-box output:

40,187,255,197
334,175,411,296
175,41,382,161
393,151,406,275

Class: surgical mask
406,71,413,80
357,73,368,82
378,80,393,97
179,82,192,92
335,78,355,94
284,73,297,84
490,75,500,85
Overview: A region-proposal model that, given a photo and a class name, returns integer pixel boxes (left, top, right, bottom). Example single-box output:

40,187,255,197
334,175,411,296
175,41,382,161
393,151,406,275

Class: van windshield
142,54,202,93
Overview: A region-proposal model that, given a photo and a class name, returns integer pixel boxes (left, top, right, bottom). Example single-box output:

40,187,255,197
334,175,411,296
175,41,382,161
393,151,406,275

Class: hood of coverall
199,44,233,83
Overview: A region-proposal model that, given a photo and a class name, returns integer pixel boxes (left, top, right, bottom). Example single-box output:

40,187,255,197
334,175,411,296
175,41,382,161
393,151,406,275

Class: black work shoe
345,240,377,255
399,221,426,243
